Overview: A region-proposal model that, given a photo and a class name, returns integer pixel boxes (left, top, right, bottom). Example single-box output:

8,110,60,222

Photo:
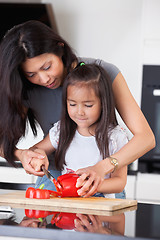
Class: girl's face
67,84,101,136
21,53,66,89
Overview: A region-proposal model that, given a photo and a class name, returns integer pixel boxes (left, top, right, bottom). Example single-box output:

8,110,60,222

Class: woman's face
21,53,66,89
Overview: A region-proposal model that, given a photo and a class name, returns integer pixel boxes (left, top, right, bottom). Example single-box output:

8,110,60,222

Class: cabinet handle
153,89,160,96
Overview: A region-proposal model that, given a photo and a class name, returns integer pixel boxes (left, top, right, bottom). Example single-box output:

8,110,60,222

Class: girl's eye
69,103,76,106
85,104,93,108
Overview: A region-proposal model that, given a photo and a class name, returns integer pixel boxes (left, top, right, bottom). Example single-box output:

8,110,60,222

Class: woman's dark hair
0,20,77,166
55,64,118,170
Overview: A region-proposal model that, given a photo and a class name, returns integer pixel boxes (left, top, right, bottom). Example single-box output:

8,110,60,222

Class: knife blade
42,165,55,182
41,165,62,189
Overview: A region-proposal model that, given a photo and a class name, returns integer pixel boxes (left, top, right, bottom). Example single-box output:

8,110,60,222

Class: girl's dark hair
0,20,77,166
55,64,118,170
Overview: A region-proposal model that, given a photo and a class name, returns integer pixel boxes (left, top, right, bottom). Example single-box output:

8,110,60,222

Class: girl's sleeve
49,121,60,149
109,125,129,155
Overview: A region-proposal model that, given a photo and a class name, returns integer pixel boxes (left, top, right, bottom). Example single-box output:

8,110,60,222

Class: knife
42,165,55,182
41,165,62,189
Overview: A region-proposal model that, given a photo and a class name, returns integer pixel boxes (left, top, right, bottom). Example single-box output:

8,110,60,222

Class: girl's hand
17,148,48,176
75,164,104,197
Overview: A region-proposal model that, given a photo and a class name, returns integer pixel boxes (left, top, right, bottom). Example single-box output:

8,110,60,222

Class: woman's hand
74,213,125,235
30,149,49,174
74,214,101,233
75,163,104,197
74,214,110,234
16,148,48,176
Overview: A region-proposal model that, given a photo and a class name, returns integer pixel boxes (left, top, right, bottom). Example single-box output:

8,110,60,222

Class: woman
0,20,155,196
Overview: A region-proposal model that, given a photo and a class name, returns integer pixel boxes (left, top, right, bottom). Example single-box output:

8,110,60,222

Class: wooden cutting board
0,191,137,215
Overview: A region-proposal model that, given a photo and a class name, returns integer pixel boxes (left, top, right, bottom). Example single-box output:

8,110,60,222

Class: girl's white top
49,121,128,198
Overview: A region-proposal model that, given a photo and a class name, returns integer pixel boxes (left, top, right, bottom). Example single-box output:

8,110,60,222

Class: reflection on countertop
0,206,128,237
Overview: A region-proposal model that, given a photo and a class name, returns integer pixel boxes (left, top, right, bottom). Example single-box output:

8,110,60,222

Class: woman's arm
111,72,155,168
97,166,127,194
100,72,155,173
74,213,125,235
77,165,127,197
76,72,155,195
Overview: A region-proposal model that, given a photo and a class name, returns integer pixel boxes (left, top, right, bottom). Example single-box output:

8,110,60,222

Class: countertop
0,189,159,240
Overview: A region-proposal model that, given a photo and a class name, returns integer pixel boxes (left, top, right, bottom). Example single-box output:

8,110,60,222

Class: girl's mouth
76,118,87,121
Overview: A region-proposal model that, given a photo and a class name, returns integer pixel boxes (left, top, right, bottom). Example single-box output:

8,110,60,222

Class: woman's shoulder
78,57,120,82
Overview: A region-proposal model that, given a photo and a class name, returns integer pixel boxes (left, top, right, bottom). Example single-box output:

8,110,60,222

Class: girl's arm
15,134,55,176
76,72,155,195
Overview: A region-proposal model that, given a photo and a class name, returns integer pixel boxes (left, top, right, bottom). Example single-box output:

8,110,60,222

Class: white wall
142,0,160,65
42,0,144,106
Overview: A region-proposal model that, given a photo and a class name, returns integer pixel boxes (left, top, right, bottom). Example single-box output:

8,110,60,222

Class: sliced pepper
25,187,50,199
26,173,81,199
25,209,53,219
51,212,78,229
53,173,81,197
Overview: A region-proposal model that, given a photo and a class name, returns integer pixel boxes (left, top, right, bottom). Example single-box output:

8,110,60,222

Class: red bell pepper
51,212,78,229
25,209,53,219
25,183,58,199
52,173,81,197
25,187,50,199
26,173,81,199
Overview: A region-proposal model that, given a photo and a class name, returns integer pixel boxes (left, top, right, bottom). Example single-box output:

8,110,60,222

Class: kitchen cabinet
126,173,160,204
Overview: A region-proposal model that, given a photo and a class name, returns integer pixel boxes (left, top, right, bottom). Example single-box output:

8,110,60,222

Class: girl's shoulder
108,125,129,155
109,125,129,141
49,121,60,149
50,121,60,133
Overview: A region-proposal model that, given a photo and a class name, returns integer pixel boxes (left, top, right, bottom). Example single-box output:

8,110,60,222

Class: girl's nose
77,106,85,115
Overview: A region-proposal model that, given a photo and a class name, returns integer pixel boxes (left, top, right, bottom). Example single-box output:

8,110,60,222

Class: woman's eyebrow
25,71,35,74
40,62,47,70
24,62,48,74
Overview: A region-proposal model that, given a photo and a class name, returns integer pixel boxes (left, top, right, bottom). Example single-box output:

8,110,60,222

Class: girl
0,20,155,196
29,64,128,197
